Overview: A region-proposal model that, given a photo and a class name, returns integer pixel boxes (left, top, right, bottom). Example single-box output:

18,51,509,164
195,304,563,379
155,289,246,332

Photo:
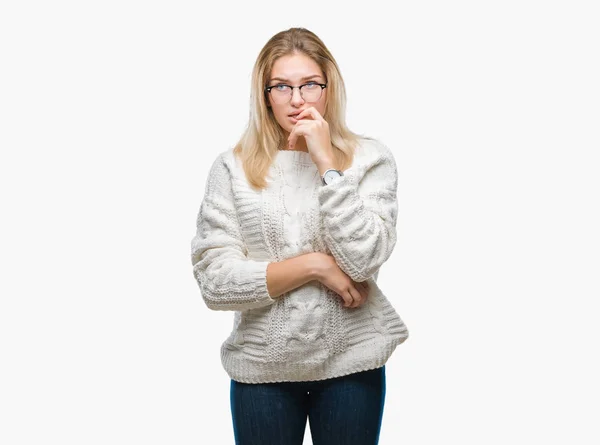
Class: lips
288,110,304,117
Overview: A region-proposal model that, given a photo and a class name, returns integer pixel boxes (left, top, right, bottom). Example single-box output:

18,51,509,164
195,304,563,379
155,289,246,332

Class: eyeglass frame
264,81,328,103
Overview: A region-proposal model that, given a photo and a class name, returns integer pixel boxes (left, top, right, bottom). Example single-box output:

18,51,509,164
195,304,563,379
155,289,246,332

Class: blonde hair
233,27,370,189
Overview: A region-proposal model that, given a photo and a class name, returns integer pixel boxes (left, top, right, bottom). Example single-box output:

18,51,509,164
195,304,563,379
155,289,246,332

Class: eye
274,84,290,91
303,81,319,89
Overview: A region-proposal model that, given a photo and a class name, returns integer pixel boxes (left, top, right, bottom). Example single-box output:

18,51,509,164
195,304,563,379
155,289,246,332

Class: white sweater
190,137,409,383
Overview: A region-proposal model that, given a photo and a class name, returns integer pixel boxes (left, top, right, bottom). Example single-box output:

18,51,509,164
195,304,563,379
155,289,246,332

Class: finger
360,282,370,304
353,281,367,300
357,283,368,301
287,122,310,150
348,286,362,308
287,125,296,149
295,106,324,122
341,290,354,308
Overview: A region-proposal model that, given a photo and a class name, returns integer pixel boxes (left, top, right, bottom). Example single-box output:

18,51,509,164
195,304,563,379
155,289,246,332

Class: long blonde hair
233,27,369,189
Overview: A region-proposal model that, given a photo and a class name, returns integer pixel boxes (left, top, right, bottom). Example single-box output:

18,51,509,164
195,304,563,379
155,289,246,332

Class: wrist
316,158,337,176
306,252,330,281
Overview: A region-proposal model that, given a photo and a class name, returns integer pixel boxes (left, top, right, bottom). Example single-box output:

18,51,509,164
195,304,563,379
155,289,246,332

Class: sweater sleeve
317,141,399,283
190,153,277,311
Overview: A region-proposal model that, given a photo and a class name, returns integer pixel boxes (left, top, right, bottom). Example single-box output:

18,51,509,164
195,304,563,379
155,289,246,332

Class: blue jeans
230,366,386,445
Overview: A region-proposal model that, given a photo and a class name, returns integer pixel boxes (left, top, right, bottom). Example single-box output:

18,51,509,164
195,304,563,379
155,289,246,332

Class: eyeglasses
264,81,327,104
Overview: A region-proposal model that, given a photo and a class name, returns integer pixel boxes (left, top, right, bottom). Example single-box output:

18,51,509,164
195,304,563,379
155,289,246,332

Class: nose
290,87,305,106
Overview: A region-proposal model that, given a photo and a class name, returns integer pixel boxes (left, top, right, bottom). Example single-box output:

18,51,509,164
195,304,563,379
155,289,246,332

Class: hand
288,107,336,170
313,253,370,308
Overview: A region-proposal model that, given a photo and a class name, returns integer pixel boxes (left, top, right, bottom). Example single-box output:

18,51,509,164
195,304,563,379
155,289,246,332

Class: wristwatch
321,168,344,186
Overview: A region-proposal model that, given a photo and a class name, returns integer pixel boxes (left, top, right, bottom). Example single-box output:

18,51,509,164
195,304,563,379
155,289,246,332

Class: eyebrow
269,74,322,83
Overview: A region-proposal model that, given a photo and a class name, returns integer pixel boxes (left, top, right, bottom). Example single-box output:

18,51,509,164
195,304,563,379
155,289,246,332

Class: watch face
324,170,342,184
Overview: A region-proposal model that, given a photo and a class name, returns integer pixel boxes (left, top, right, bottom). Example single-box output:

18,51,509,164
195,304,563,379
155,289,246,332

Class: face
266,53,327,137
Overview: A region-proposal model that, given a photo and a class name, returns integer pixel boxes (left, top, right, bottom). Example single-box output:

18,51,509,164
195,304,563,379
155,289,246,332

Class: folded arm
317,142,399,283
190,153,276,311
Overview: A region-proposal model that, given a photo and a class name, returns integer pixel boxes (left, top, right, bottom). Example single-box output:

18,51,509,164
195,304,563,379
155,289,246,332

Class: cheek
274,108,287,123
272,107,289,128
318,95,327,115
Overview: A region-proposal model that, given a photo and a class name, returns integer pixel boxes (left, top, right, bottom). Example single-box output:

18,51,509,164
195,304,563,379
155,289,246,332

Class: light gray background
1,1,598,444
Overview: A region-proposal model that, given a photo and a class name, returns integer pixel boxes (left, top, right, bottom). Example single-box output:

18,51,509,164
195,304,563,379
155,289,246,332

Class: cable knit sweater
190,137,409,383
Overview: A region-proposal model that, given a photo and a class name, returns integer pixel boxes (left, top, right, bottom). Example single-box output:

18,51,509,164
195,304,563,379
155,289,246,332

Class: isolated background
1,1,599,444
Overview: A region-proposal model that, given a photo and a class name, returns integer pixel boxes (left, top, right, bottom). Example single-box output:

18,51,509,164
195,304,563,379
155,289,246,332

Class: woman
190,27,409,445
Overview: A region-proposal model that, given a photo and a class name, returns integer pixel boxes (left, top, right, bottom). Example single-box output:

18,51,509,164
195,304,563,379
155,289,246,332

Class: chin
279,120,292,131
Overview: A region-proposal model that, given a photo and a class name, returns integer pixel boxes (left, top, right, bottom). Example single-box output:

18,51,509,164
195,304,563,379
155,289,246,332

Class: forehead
270,53,323,81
